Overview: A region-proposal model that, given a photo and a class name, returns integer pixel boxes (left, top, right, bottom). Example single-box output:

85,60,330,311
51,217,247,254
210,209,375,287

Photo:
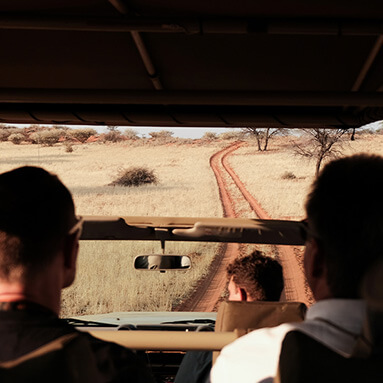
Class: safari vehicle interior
1,1,383,382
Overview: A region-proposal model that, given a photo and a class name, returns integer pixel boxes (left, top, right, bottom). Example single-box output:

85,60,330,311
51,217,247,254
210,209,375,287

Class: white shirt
211,299,366,383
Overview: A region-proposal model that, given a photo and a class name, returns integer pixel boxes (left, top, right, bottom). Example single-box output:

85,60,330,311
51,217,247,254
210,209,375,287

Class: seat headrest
215,301,307,333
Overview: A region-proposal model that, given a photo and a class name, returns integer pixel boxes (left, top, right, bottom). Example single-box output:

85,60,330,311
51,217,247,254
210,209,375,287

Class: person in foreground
175,251,284,383
0,166,154,382
211,153,383,383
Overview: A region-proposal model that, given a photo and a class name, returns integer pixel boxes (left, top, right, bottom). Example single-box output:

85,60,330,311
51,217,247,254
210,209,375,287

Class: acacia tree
242,127,283,151
293,128,348,176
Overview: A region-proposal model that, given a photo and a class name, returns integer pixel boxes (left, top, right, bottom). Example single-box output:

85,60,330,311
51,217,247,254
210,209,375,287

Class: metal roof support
0,90,382,106
352,35,383,91
0,16,382,36
130,30,163,90
108,0,163,90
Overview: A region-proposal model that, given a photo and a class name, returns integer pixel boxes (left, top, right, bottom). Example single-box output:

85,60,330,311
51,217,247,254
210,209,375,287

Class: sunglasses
68,216,84,237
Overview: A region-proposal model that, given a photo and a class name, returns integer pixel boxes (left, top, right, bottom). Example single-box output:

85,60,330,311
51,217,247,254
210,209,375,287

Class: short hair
0,166,76,280
305,154,383,298
227,251,284,301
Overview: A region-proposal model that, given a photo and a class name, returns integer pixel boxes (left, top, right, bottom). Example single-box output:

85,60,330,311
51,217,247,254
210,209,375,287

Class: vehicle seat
276,258,383,383
213,301,307,364
0,333,102,383
276,330,383,383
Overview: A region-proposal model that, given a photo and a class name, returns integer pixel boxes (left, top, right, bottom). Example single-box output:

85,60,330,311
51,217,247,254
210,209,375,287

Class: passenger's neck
0,275,62,316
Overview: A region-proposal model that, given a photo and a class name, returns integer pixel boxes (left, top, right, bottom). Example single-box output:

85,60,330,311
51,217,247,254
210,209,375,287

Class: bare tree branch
292,128,348,176
242,127,284,151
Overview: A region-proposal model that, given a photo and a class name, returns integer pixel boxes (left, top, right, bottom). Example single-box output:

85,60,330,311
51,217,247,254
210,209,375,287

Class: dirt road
176,142,311,312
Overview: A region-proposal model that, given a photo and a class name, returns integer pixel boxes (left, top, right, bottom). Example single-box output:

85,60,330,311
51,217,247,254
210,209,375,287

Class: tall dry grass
1,133,383,315
0,141,223,315
229,134,383,220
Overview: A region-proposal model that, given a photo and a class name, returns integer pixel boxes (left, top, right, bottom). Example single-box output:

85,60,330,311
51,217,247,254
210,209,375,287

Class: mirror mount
160,239,165,255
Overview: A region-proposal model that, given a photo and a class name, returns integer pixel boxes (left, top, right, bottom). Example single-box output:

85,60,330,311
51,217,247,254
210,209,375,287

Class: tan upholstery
276,330,383,383
276,260,383,383
0,333,102,383
213,301,307,364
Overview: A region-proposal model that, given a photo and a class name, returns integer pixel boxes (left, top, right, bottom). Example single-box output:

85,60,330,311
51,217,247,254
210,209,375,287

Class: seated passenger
211,154,383,383
0,166,154,382
175,251,284,383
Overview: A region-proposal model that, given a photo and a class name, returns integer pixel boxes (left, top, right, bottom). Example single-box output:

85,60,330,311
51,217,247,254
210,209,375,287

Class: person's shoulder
79,332,155,383
222,322,296,354
211,323,298,383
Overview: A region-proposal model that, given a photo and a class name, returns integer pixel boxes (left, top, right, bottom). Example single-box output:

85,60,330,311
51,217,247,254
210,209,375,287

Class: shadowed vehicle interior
1,1,383,382
0,0,382,128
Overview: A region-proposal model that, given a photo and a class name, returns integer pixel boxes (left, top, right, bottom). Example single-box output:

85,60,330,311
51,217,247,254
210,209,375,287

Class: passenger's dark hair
0,166,76,280
227,251,284,301
305,154,383,298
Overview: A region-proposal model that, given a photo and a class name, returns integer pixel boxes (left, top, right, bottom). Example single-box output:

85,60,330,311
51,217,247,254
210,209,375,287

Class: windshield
1,123,382,316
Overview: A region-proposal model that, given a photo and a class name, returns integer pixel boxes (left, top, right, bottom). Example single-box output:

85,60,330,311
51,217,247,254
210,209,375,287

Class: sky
128,127,229,138
5,124,235,138
5,121,382,139
65,126,233,139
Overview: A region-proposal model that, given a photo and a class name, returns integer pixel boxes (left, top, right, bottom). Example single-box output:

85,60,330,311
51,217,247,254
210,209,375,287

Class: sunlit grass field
1,133,382,315
0,141,224,316
230,134,383,220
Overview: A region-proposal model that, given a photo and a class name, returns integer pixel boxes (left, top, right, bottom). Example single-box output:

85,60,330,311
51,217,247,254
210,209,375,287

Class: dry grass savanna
0,141,224,316
1,131,383,315
229,134,383,220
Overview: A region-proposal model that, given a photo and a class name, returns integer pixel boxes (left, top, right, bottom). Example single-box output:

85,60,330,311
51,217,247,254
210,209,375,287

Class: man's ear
239,288,248,302
310,238,326,278
304,237,331,299
62,234,79,288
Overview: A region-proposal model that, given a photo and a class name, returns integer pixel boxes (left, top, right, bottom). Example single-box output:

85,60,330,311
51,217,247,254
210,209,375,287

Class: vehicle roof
1,1,383,128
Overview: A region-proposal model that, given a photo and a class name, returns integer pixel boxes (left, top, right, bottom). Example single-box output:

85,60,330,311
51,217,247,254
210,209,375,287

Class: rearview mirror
134,255,191,270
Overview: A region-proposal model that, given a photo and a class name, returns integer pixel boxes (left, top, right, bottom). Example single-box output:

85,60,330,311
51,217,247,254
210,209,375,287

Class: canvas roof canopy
0,0,382,128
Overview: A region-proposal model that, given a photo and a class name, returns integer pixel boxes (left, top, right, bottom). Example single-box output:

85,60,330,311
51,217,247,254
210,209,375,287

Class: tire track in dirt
221,146,310,305
175,143,243,312
176,141,310,312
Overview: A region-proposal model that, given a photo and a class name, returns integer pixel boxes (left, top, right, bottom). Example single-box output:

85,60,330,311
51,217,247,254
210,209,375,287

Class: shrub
148,130,174,140
69,128,97,143
0,127,20,142
0,130,8,142
110,167,158,187
65,143,73,153
102,130,124,142
219,131,245,140
202,132,218,140
30,129,63,146
356,128,375,135
8,133,25,145
281,171,297,180
124,128,139,140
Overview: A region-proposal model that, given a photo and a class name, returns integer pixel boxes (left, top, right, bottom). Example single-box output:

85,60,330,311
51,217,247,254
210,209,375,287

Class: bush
8,133,25,145
202,132,218,140
0,130,8,142
65,143,73,153
30,129,63,146
356,128,375,135
219,131,245,140
69,128,97,143
0,127,21,142
102,130,124,142
149,130,174,140
124,129,139,140
281,171,297,180
110,167,158,187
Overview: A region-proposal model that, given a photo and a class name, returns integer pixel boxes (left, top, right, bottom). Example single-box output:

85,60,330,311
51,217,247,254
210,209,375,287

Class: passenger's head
0,166,79,284
304,154,383,299
227,251,284,301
